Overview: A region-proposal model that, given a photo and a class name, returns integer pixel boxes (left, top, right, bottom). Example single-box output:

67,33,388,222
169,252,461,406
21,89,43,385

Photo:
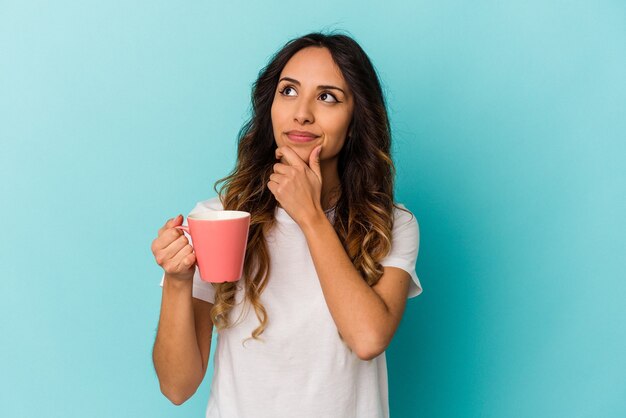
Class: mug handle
175,225,190,234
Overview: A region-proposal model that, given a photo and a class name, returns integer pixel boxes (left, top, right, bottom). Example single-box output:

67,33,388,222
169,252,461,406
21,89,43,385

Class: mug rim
188,210,250,221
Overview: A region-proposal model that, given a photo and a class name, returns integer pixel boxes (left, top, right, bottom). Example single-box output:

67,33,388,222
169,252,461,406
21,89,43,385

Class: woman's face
271,46,354,164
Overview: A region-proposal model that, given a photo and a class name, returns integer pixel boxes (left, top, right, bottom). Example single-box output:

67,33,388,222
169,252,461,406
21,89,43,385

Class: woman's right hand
151,214,196,282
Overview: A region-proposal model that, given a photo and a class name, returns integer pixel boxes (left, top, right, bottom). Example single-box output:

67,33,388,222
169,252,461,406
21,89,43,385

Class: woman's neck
320,159,341,211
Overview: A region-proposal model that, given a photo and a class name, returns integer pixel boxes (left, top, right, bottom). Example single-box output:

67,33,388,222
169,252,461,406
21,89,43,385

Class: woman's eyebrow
279,77,346,95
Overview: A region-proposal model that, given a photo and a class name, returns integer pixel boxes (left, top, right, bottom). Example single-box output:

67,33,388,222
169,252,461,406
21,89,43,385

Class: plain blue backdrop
1,1,624,417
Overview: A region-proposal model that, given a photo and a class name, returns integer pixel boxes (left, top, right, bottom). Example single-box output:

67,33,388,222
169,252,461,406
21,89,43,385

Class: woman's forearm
152,276,205,404
300,212,391,360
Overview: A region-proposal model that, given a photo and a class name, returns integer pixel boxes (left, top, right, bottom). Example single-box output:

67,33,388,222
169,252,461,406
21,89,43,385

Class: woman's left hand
267,145,324,226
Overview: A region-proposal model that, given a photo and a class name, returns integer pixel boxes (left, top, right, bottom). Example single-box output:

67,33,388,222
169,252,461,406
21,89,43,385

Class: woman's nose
293,99,314,125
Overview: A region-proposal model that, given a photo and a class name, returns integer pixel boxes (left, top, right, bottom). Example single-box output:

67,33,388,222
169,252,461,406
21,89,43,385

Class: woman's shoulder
189,196,224,215
187,197,415,226
392,202,417,228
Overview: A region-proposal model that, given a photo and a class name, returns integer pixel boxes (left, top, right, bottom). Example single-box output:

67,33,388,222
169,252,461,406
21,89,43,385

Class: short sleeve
157,198,222,304
379,204,422,298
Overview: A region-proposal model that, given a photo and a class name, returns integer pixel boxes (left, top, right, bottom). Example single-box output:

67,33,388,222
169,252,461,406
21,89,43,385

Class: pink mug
175,210,251,283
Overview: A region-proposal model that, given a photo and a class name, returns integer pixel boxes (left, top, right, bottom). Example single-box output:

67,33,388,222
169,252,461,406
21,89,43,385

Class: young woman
152,32,422,418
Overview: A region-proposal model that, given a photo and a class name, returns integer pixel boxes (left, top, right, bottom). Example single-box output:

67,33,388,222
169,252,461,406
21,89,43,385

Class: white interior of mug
188,210,250,221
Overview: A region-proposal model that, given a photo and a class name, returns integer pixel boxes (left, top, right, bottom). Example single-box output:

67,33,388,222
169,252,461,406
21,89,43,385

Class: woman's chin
274,140,320,164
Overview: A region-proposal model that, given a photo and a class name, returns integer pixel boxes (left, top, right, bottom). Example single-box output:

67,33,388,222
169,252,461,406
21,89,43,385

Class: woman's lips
286,132,319,143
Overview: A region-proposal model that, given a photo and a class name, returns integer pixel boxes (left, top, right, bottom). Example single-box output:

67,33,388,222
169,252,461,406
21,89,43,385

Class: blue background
1,1,624,417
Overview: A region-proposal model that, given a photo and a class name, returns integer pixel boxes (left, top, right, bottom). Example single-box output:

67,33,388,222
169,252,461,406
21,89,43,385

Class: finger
275,146,306,168
308,145,323,182
267,179,277,195
163,233,190,259
272,162,291,174
156,234,189,265
181,252,196,269
269,173,284,184
153,228,183,253
157,218,173,236
168,244,195,271
158,214,182,236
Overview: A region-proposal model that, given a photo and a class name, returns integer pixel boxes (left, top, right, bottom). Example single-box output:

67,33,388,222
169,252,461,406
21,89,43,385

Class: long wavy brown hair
208,31,408,343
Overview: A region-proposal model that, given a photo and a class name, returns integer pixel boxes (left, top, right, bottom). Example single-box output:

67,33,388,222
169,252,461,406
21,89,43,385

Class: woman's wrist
163,273,194,292
299,209,331,235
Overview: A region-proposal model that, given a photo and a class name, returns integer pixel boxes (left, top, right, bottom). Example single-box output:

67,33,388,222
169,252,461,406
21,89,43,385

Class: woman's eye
319,92,338,103
280,86,297,96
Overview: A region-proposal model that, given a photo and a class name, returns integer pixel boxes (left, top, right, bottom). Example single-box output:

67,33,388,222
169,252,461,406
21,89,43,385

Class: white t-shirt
159,197,422,418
